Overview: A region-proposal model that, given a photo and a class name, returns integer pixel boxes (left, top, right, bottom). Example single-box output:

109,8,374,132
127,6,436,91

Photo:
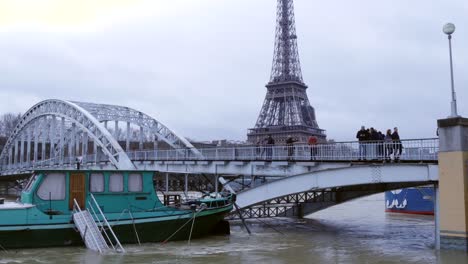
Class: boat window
37,173,66,200
128,173,143,192
90,173,104,193
24,174,38,192
109,173,124,192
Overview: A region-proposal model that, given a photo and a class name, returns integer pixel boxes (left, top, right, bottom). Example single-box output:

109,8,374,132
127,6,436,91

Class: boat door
69,172,86,210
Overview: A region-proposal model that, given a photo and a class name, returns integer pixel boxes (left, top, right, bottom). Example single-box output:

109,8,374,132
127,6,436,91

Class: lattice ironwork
0,100,133,170
0,99,200,174
270,0,303,84
248,0,326,144
229,182,432,219
73,101,200,156
227,191,321,220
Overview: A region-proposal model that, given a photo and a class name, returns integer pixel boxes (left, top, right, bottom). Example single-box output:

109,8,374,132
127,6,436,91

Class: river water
1,194,467,264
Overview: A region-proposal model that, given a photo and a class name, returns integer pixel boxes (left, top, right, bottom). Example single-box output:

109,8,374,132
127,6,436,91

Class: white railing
72,199,105,253
127,138,439,162
88,193,125,253
0,138,439,173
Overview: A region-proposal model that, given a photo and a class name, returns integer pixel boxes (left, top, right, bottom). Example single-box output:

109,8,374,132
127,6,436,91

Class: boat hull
0,206,231,249
385,187,434,215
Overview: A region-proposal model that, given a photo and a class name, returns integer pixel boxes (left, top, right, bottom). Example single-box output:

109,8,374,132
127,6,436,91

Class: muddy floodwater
1,194,467,264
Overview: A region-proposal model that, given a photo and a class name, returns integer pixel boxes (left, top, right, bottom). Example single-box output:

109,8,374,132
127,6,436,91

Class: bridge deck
1,138,438,175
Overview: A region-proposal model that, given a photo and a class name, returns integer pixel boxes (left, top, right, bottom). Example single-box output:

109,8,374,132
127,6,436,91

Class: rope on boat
128,210,141,246
161,207,206,245
0,243,8,253
187,213,197,245
187,205,206,245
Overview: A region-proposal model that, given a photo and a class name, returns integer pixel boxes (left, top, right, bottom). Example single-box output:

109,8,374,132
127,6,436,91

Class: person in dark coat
391,127,402,162
285,135,298,160
356,126,370,160
255,138,262,160
76,156,82,170
369,127,379,160
378,131,385,159
265,135,275,160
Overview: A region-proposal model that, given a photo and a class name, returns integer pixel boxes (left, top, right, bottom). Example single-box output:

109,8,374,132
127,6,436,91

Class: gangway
72,195,125,253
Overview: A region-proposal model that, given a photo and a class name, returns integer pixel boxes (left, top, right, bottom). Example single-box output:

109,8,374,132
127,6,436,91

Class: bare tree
0,113,22,138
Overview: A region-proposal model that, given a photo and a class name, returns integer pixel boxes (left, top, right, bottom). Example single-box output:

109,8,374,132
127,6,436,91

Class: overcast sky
0,0,467,142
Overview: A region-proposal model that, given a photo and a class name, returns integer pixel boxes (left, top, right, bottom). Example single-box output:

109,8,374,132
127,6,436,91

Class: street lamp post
443,23,459,117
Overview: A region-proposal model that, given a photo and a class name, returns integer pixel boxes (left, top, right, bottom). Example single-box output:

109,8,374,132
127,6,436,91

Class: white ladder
73,207,109,253
73,196,125,253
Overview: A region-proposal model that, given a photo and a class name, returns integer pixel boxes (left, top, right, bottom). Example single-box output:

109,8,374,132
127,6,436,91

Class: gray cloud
0,0,467,142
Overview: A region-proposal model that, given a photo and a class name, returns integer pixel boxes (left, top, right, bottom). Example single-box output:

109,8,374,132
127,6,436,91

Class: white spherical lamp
443,23,455,35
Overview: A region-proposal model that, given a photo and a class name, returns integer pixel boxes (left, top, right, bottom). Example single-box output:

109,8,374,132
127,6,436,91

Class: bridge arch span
235,164,439,210
0,99,204,173
72,101,200,156
0,99,135,170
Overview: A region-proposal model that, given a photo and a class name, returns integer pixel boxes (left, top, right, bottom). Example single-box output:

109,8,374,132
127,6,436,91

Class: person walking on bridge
308,135,318,160
356,126,369,160
392,127,402,162
369,127,379,160
384,129,393,162
255,138,262,160
286,135,298,160
265,135,275,160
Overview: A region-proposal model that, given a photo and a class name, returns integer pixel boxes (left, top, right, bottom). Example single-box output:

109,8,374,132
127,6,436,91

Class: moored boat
0,170,233,249
385,187,434,215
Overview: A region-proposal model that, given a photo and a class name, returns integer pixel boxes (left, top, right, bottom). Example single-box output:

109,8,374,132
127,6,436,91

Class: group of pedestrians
356,126,402,161
253,127,402,162
255,134,319,160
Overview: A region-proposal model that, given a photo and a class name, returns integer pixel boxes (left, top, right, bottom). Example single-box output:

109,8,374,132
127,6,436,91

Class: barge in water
0,170,233,250
385,187,434,215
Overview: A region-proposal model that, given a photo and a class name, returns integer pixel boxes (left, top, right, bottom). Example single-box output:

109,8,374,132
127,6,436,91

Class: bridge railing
127,138,439,162
0,138,438,173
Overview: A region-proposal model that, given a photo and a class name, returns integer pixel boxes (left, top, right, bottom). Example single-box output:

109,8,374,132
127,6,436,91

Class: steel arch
0,99,135,170
235,164,439,209
72,101,201,156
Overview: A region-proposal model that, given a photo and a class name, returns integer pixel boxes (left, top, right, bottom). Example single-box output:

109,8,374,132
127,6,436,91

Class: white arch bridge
0,100,440,218
0,99,200,173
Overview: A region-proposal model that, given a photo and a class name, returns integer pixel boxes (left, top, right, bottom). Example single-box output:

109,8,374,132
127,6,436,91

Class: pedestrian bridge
0,99,438,176
0,100,440,219
0,138,438,177
230,163,438,219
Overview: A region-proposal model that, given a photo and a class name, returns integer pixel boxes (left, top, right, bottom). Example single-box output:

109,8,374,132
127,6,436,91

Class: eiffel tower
247,0,326,144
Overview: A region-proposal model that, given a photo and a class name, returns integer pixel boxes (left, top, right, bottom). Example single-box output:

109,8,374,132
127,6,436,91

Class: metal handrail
89,193,125,253
87,200,116,251
114,209,141,245
73,199,103,254
1,138,439,173
126,138,439,162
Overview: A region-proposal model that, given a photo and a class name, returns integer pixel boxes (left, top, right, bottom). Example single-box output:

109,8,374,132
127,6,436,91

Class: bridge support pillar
438,117,468,251
165,173,169,192
126,122,130,151
184,173,188,194
297,203,304,219
139,126,144,151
